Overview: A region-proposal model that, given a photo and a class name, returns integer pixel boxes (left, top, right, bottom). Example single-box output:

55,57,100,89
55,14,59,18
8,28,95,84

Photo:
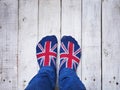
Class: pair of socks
25,35,86,90
36,35,81,72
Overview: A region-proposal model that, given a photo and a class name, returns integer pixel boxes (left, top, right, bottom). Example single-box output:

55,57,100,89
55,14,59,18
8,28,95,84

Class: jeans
25,67,86,90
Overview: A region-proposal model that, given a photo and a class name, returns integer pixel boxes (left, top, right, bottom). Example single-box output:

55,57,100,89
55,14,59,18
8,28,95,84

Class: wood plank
61,0,82,78
102,0,120,89
82,0,101,89
38,0,60,89
0,0,18,90
18,0,38,89
39,0,60,38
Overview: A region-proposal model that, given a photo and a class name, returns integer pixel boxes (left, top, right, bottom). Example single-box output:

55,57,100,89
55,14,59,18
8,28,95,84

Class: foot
36,35,58,69
60,36,81,71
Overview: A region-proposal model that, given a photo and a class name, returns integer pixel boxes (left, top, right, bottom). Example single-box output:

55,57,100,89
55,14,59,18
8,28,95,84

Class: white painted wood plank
39,0,60,38
102,0,120,89
38,0,60,89
18,0,38,90
82,0,101,90
0,0,18,90
61,0,82,78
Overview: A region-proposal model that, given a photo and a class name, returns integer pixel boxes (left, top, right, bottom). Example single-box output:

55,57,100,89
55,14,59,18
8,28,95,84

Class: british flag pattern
60,36,81,71
36,36,57,68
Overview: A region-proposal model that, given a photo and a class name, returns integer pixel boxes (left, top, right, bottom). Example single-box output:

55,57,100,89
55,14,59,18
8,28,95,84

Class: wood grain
0,0,18,90
18,0,38,89
102,0,120,89
82,0,101,89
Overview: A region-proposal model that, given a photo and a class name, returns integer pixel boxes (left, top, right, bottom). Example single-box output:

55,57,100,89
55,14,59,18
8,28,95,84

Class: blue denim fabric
25,67,56,90
59,68,86,90
25,67,86,90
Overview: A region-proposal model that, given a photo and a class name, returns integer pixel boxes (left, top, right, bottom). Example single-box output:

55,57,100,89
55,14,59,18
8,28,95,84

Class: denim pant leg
25,67,56,90
59,68,86,90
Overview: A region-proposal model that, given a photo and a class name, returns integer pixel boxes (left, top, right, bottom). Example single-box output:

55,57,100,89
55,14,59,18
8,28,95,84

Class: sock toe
36,35,58,69
60,36,81,71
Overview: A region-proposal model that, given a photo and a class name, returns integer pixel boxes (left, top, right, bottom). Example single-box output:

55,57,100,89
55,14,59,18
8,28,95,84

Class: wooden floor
0,0,120,90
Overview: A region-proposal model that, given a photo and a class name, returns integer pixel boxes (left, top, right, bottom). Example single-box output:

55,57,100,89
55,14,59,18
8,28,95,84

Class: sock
36,35,58,69
60,36,81,71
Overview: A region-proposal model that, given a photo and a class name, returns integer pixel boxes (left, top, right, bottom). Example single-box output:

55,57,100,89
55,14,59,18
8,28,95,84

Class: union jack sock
36,35,58,69
60,36,81,71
